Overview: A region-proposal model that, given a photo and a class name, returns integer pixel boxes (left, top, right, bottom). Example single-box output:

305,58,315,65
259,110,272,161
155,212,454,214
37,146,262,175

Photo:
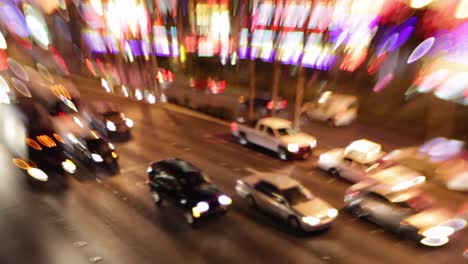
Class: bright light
135,89,143,100
27,168,48,181
24,4,50,49
196,201,210,213
122,85,129,97
407,37,435,64
410,0,433,9
91,153,103,163
101,78,111,93
108,143,115,150
302,216,320,225
62,159,77,174
67,133,78,144
0,91,9,104
391,176,426,192
287,144,299,153
147,93,156,104
106,121,116,131
420,237,449,247
327,208,338,218
218,195,232,206
125,118,134,127
455,0,468,19
0,31,7,49
73,116,84,128
421,226,455,238
435,72,468,100
90,0,103,16
146,166,152,173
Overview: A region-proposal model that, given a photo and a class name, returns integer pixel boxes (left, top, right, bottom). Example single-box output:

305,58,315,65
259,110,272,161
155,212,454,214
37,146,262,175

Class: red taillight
280,100,287,109
266,100,273,110
230,122,238,131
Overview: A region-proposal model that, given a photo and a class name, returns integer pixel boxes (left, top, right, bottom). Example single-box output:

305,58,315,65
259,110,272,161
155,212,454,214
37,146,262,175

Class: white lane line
89,256,103,263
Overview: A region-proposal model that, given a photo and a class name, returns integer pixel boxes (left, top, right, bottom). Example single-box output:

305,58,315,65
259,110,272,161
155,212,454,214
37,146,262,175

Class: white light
106,121,116,131
62,159,77,174
410,0,433,9
391,176,426,192
218,195,232,206
90,0,103,16
0,91,10,104
101,78,111,93
25,5,50,49
122,85,129,97
125,118,134,128
146,166,153,173
67,133,78,144
287,144,299,153
135,89,143,100
108,143,115,150
196,201,210,213
422,226,455,238
407,37,435,64
302,216,320,225
0,31,7,49
327,208,338,218
147,93,156,104
456,0,468,19
27,168,48,181
420,237,449,247
309,140,317,149
91,153,104,162
73,116,84,128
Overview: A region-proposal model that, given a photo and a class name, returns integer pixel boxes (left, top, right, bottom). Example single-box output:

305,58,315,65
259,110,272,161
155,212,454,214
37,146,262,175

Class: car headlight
108,143,115,150
196,201,210,213
111,152,118,159
106,121,116,131
125,118,134,128
27,168,48,181
146,166,153,173
302,216,320,226
91,153,103,162
287,144,299,153
218,195,232,206
421,226,455,238
62,159,77,174
420,237,450,247
327,208,338,218
309,140,317,149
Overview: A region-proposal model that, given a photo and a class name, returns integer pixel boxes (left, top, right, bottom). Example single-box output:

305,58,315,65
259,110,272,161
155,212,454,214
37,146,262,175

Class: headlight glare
287,144,299,153
91,153,104,162
27,168,48,181
196,201,210,213
106,121,116,131
125,118,134,127
218,195,232,206
62,159,77,174
302,216,320,226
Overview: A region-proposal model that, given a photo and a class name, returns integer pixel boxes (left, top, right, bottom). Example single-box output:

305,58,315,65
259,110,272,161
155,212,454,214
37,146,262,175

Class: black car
84,102,133,140
146,158,232,225
65,131,119,173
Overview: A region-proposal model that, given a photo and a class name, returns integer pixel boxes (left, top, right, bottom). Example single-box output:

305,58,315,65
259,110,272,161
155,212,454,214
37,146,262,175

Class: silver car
235,173,338,231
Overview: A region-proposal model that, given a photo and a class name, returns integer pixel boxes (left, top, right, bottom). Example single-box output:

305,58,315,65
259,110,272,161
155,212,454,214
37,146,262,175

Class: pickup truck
230,117,317,160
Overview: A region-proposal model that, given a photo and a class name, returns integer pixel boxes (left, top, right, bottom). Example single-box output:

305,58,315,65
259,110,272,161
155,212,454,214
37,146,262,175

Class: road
0,82,467,264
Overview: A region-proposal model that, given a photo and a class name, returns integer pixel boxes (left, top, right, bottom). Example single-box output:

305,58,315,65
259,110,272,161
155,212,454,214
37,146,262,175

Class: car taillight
267,100,273,110
230,122,238,131
280,100,287,109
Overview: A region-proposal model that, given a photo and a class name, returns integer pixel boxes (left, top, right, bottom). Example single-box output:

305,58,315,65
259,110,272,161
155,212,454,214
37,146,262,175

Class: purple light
373,72,394,92
0,0,30,38
408,37,435,64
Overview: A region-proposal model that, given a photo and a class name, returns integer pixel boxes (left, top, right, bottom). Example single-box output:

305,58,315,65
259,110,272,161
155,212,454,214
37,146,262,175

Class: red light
280,100,287,109
266,100,273,110
230,122,238,131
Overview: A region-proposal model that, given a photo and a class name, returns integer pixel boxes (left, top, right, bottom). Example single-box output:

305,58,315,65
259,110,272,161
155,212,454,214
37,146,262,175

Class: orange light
50,83,71,100
26,138,42,150
53,133,64,143
37,135,56,148
12,158,30,170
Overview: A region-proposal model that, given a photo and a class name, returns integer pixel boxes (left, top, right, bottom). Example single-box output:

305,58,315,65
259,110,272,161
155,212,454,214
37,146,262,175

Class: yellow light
192,207,201,218
111,152,118,159
410,0,433,8
180,45,186,63
455,0,468,19
12,158,30,170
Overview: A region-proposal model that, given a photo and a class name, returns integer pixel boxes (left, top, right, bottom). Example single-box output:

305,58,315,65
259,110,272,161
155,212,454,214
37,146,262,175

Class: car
301,91,358,126
231,117,317,160
236,173,338,231
13,128,77,183
317,139,386,181
146,158,232,226
83,102,134,139
55,114,119,173
237,95,287,121
384,137,467,191
344,180,466,247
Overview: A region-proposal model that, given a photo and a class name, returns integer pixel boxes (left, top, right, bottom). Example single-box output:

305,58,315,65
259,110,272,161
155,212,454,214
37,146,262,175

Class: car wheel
278,148,288,161
288,216,301,231
151,191,163,206
238,134,248,146
246,195,257,208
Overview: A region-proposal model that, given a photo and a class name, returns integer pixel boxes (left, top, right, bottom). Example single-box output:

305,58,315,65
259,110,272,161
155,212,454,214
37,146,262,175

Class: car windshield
179,171,211,187
277,128,298,136
282,185,312,205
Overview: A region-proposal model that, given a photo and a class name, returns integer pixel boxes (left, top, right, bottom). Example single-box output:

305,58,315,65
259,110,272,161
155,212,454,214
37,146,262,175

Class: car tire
238,134,248,146
246,195,257,208
288,216,301,232
278,148,288,161
151,191,163,206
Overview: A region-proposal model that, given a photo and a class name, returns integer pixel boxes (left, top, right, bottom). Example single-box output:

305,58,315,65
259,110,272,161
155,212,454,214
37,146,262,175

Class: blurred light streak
90,0,103,16
10,78,31,97
101,78,111,93
456,0,468,19
147,93,155,104
85,58,97,76
0,31,6,49
24,3,50,49
82,29,107,54
435,72,468,100
0,90,9,104
410,0,433,9
0,0,30,39
121,85,129,97
0,50,7,71
50,46,70,75
368,53,387,75
417,69,450,93
408,37,435,64
135,89,143,100
7,58,29,81
373,72,394,92
0,76,10,93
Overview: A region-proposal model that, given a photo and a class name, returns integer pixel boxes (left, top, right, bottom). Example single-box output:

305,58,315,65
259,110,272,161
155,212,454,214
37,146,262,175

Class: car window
157,171,180,191
255,181,279,197
259,124,266,131
277,128,297,136
266,127,275,137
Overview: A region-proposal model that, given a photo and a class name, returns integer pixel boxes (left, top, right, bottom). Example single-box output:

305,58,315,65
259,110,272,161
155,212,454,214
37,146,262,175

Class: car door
338,158,365,182
262,126,280,151
252,181,278,212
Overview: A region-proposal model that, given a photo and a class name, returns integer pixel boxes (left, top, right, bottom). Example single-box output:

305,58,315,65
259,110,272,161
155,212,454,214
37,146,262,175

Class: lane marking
89,257,103,263
245,167,260,174
326,178,336,184
73,241,87,248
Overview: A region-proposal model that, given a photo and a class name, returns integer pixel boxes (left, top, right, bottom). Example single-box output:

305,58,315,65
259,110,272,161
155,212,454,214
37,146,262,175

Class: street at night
0,0,468,263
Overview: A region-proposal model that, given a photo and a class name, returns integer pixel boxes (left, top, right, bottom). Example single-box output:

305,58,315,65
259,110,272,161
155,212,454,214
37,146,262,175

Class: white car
231,117,317,160
301,91,358,126
236,173,338,231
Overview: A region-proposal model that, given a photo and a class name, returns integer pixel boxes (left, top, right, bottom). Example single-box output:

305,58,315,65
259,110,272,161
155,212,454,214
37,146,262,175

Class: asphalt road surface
0,86,467,264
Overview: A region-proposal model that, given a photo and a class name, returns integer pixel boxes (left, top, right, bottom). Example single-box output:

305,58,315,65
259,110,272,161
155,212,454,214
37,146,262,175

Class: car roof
345,139,383,164
259,117,292,129
154,158,199,173
258,173,299,190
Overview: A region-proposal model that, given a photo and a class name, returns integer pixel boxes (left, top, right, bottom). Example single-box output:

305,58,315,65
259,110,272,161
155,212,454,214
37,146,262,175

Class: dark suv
146,158,232,226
